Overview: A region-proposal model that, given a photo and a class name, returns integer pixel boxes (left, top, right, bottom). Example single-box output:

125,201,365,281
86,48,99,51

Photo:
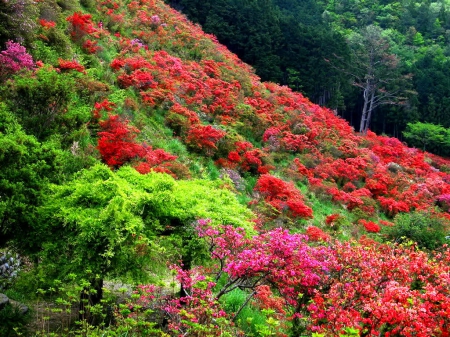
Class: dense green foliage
403,121,450,155
0,105,64,249
37,164,253,284
384,210,449,250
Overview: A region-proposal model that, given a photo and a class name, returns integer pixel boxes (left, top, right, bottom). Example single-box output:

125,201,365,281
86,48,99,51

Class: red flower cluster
97,113,177,175
57,59,86,74
306,226,330,242
66,12,97,41
325,213,340,226
358,219,381,233
39,19,56,29
255,174,313,219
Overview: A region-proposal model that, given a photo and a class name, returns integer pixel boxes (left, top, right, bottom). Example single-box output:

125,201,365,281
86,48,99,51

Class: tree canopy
36,164,254,283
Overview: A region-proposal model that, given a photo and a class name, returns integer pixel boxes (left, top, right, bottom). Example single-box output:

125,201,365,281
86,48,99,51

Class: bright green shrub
36,164,254,285
0,104,64,250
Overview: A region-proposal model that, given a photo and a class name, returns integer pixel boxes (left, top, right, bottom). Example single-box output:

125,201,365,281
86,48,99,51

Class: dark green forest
168,0,450,154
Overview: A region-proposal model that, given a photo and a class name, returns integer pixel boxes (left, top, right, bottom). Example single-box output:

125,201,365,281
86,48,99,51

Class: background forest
168,0,450,154
0,0,450,336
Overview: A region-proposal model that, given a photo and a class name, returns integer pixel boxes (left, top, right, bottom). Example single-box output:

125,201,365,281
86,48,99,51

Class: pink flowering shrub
0,41,34,80
196,221,338,315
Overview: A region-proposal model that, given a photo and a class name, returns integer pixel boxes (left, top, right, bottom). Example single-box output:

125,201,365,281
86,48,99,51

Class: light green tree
36,164,254,306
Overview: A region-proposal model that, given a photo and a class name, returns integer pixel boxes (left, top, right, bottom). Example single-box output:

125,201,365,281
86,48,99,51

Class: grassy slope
19,0,450,242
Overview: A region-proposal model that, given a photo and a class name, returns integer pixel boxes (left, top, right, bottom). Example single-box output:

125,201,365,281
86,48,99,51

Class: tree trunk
291,293,311,336
363,90,376,134
179,239,193,298
359,83,371,133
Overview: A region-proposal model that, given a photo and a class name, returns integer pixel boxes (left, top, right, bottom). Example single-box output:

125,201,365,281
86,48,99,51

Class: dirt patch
26,301,79,335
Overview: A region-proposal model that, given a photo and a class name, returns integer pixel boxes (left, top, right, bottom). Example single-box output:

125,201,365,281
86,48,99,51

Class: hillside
1,0,450,336
170,0,450,150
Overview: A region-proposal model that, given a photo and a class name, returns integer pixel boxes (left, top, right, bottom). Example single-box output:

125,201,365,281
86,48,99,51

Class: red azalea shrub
165,103,200,136
253,285,286,315
93,99,116,119
39,19,56,29
134,148,177,176
186,125,226,153
379,219,395,227
82,39,101,54
308,242,450,336
325,214,341,227
255,174,313,219
306,226,330,242
358,219,381,233
218,141,273,174
378,196,410,217
66,12,96,41
58,59,86,74
327,187,366,211
97,114,177,172
97,114,146,167
292,158,313,178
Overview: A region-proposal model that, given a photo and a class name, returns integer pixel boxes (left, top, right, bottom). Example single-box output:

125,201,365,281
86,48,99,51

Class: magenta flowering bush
0,40,34,80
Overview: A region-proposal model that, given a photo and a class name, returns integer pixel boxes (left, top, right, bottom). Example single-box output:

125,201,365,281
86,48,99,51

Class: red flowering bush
325,213,342,229
186,124,226,155
134,148,177,176
253,285,286,315
309,242,450,336
97,115,146,167
93,99,116,119
66,12,96,41
358,219,381,233
306,226,330,242
255,174,313,219
82,39,101,54
379,219,395,227
378,196,410,217
97,114,177,173
165,103,200,136
39,19,56,29
57,59,86,74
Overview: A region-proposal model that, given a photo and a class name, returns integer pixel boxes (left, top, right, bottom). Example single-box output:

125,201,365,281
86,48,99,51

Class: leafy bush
0,303,31,337
384,211,449,250
0,0,38,47
1,66,77,140
403,122,450,156
0,104,64,250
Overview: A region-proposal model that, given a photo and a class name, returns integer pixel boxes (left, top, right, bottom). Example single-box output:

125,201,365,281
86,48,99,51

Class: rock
387,162,403,173
10,300,28,315
0,293,9,310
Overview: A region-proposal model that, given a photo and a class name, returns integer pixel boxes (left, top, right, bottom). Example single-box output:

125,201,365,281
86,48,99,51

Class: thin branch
232,290,257,323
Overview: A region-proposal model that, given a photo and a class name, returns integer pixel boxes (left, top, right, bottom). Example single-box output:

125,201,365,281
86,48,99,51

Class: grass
221,288,267,337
